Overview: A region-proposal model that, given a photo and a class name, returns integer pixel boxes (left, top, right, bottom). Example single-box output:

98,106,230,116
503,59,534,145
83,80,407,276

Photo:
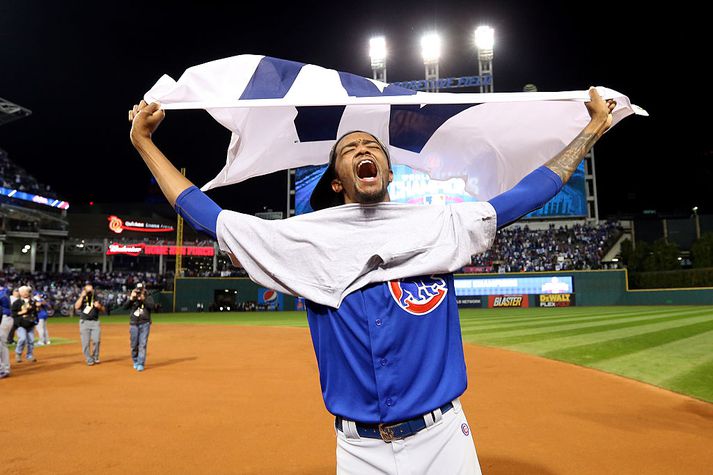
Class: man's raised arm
543,87,614,183
129,101,193,206
129,100,222,238
488,87,616,229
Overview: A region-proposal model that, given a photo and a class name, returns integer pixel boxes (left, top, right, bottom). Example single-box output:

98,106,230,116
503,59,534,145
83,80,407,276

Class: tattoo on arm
545,132,597,183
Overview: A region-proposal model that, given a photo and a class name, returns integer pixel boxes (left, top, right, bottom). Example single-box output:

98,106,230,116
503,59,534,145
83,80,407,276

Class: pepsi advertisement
258,288,283,311
294,162,586,217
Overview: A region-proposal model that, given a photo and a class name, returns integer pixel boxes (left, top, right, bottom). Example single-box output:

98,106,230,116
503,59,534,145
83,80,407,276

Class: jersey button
380,358,388,366
386,398,393,406
375,319,382,326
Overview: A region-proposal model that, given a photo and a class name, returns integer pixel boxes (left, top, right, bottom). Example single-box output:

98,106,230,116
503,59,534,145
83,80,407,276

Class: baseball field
3,306,713,474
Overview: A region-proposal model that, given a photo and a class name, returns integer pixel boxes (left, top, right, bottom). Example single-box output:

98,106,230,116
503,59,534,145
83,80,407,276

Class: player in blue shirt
34,294,51,346
129,88,615,474
0,286,13,378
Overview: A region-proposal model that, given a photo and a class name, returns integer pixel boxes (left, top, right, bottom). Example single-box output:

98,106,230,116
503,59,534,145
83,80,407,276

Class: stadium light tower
369,36,387,83
421,32,441,92
474,26,495,93
693,206,701,239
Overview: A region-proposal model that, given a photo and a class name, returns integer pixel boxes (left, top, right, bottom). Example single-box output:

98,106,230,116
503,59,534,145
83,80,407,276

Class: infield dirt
2,323,712,474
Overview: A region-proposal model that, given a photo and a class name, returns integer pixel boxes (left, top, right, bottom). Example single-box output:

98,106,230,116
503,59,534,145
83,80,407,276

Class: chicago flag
143,54,647,200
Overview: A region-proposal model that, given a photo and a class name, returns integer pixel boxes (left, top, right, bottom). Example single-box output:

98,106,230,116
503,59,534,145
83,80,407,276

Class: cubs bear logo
388,275,448,315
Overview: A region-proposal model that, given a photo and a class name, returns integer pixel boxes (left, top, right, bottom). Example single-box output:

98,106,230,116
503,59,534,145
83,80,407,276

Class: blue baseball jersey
173,165,566,425
306,273,466,424
37,304,49,320
0,293,10,316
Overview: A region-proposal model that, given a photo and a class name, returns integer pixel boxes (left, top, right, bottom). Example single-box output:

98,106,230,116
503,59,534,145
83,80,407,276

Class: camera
133,283,146,296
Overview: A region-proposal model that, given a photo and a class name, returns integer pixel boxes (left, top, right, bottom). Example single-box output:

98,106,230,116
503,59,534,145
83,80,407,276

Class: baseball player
129,88,615,474
0,285,13,378
34,294,51,346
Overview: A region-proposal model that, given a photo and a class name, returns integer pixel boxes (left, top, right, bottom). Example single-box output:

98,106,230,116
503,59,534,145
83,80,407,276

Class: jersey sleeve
174,186,223,239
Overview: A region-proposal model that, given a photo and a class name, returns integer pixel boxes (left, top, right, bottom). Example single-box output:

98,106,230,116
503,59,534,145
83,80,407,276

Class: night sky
0,0,710,218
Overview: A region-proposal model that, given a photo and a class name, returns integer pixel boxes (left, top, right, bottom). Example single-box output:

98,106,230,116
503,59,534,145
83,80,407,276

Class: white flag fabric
144,54,647,200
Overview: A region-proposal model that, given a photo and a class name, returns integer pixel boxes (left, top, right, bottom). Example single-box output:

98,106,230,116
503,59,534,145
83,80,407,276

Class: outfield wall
170,270,713,311
454,270,713,307
173,277,298,312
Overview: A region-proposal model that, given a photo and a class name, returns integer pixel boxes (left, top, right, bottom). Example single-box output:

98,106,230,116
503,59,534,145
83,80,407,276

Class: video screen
454,275,574,296
294,163,586,217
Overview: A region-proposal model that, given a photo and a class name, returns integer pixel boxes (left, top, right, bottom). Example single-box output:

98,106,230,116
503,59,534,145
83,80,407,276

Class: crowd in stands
182,268,248,278
0,148,58,198
467,221,623,273
0,221,623,314
0,270,168,317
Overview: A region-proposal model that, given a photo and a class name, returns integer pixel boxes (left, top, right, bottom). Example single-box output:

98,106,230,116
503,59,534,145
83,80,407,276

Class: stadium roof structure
0,97,31,127
1,203,67,224
0,203,40,222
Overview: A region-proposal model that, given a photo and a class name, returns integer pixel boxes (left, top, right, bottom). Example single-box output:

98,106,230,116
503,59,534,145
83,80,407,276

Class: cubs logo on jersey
388,275,448,315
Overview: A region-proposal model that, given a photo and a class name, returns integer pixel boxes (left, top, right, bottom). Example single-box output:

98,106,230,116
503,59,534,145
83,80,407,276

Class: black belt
335,401,454,442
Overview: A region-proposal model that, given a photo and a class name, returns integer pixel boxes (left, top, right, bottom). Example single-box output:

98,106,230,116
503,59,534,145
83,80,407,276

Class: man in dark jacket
74,283,105,366
124,283,153,372
13,286,37,363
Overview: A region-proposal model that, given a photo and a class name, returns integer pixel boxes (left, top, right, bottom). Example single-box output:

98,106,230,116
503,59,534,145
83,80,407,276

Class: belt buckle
378,423,396,443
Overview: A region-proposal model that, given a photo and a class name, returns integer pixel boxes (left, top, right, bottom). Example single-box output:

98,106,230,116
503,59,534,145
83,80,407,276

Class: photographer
74,283,105,366
124,283,153,372
13,286,37,363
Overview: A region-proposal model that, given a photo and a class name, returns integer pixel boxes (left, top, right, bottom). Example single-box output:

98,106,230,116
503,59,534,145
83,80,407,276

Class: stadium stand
1,270,170,316
1,148,59,198
467,220,624,273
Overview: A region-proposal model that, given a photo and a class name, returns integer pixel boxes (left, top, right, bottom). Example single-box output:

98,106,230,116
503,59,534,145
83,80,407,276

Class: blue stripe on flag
338,72,416,97
294,106,346,142
240,57,305,100
389,104,473,153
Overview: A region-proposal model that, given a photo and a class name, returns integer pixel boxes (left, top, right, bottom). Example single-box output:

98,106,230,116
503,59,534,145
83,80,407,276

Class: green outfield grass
457,306,713,403
8,337,75,348
46,306,713,402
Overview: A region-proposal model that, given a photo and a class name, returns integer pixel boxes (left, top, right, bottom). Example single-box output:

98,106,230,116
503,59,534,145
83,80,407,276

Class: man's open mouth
357,159,378,181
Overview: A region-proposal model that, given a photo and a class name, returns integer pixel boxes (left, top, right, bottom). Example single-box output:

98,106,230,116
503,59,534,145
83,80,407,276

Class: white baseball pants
0,315,14,374
36,319,50,344
335,399,482,475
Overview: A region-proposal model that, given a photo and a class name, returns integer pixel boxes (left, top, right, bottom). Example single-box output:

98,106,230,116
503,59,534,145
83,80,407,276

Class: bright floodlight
369,36,387,64
474,26,495,51
421,32,441,63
